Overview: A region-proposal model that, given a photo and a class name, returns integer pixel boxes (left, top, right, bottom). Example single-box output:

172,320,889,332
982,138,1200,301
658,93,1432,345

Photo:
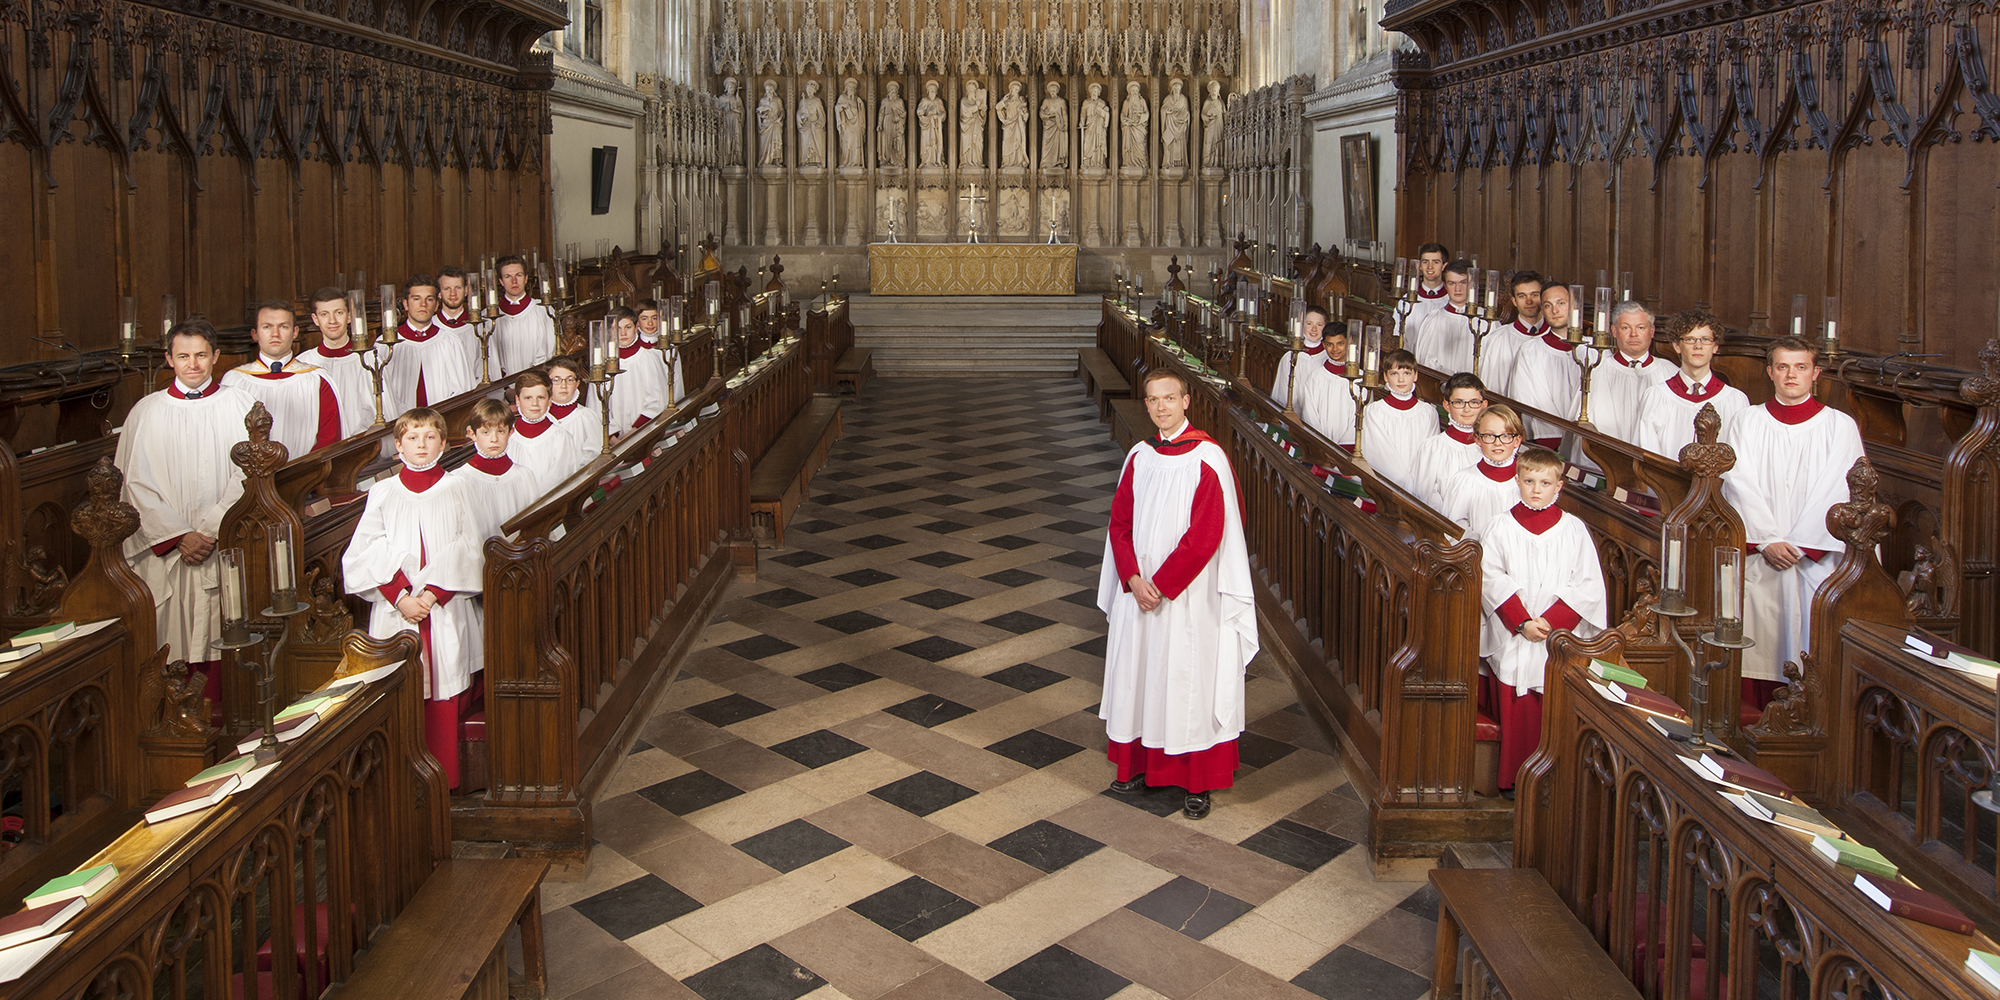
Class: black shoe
1110,775,1147,794
1183,793,1211,819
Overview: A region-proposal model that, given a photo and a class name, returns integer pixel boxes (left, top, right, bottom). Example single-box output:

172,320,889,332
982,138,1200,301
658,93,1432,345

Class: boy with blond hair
1437,404,1528,542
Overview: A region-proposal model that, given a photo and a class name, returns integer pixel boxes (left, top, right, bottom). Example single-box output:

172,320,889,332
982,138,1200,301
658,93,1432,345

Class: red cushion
1474,712,1501,743
461,710,486,742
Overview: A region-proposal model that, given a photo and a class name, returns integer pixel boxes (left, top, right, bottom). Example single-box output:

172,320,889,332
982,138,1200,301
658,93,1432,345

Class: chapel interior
0,0,1996,993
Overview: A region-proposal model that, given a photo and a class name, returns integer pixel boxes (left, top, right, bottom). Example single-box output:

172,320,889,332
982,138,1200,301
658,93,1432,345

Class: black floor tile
929,471,972,482
720,635,801,661
871,482,916,493
983,569,1044,587
918,520,969,534
733,819,852,873
985,730,1085,769
985,481,1027,493
1284,702,1308,716
770,729,871,768
876,461,919,471
883,694,978,727
982,534,1038,551
1051,550,1102,568
1100,783,1188,817
571,875,704,939
922,495,976,507
896,636,977,662
850,534,906,550
1290,945,1431,1000
903,588,973,610
869,771,980,816
1059,589,1102,607
986,663,1068,692
860,506,910,519
798,662,879,692
628,738,656,755
985,462,1024,472
1070,636,1107,657
1125,876,1256,939
1237,819,1356,872
750,587,819,609
1396,883,1441,922
683,944,828,1000
1042,520,1103,536
986,820,1104,873
1238,731,1299,769
818,610,892,634
636,770,745,815
771,550,831,568
683,693,778,727
982,611,1055,635
849,876,981,941
792,519,844,535
987,946,1129,1000
982,506,1032,519
910,551,972,567
836,568,899,587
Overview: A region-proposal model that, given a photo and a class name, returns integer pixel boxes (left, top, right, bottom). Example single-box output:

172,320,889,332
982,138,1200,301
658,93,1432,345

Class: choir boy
116,318,254,707
1297,324,1356,449
637,299,663,346
1721,336,1866,708
1483,271,1547,395
1270,305,1329,408
1580,302,1673,447
507,371,585,485
546,356,605,465
306,287,386,437
1099,369,1259,820
491,256,557,375
597,307,674,439
342,407,486,789
1437,404,1526,541
451,399,543,542
1358,349,1440,495
1503,283,1582,450
435,265,485,378
220,301,343,456
1412,373,1488,509
1478,445,1606,792
1396,242,1451,344
1409,261,1476,374
1636,308,1748,459
383,274,479,412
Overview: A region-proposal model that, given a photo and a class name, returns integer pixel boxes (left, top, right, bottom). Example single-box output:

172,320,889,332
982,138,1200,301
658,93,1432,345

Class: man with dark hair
304,287,384,436
115,317,255,707
1484,270,1548,394
1503,282,1582,450
1636,307,1748,458
220,299,343,455
490,255,556,375
1398,242,1452,344
1270,304,1329,408
1100,368,1258,820
384,274,478,411
1409,260,1476,374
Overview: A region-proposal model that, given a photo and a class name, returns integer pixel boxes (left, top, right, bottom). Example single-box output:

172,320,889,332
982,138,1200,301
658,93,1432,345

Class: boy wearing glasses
545,356,606,465
1636,308,1748,458
1413,373,1488,508
1438,404,1526,541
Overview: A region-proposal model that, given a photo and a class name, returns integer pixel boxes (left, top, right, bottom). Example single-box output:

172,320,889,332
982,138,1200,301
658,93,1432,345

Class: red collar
1147,425,1216,455
1323,359,1348,376
1445,424,1476,444
514,415,557,438
468,453,514,476
166,379,216,399
400,321,440,342
1418,284,1446,299
1444,304,1464,315
1382,392,1420,411
500,295,533,316
1297,343,1325,356
619,341,644,360
550,400,580,419
437,309,470,328
1512,319,1546,337
1765,397,1824,425
1511,502,1563,534
1478,459,1517,482
1619,352,1653,368
314,343,353,358
1667,372,1722,401
1540,332,1575,352
398,463,446,492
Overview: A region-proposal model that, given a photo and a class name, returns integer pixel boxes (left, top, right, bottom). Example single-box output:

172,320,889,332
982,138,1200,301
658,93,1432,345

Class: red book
1608,682,1691,723
303,492,367,517
1854,873,1975,935
1697,752,1792,797
144,773,241,824
0,897,86,950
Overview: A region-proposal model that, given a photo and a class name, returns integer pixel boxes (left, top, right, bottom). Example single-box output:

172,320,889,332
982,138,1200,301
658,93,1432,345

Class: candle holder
1347,371,1375,462
1282,325,1303,419
1469,306,1497,379
1571,336,1608,424
356,288,399,429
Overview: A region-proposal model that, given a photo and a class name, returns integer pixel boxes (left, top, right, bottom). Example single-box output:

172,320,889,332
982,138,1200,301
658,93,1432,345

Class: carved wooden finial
1827,457,1895,550
231,402,290,476
1677,402,1737,477
1962,337,1999,407
71,457,140,548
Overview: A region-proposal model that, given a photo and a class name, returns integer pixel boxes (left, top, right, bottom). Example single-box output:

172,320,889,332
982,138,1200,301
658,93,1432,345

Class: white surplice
435,309,487,379
507,414,585,490
604,344,674,434
302,343,387,437
219,356,341,457
1394,285,1450,346
1581,351,1673,446
1437,458,1520,542
341,466,485,700
1505,333,1584,443
115,380,255,662
1359,393,1441,496
1482,320,1547,395
1636,372,1749,459
1097,430,1258,755
1297,359,1358,447
549,399,606,466
491,297,557,375
1721,399,1867,682
1480,506,1607,691
1411,424,1480,510
450,454,543,543
1410,306,1474,375
1268,344,1326,409
384,321,479,414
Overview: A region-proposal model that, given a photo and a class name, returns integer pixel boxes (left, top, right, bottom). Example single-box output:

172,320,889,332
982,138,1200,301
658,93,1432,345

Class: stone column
800,166,825,245
841,166,866,245
760,166,784,245
723,166,747,244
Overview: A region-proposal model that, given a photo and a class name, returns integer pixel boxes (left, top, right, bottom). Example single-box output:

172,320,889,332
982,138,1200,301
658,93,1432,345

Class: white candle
220,549,247,622
272,537,294,592
1664,539,1682,591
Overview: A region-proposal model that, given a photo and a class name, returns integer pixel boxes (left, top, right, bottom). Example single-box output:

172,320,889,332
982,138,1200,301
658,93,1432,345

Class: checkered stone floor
531,378,1437,1000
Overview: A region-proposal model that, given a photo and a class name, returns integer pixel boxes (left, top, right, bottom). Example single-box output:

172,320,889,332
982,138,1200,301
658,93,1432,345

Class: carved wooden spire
71,456,140,550
1677,402,1737,476
1827,457,1895,550
231,401,290,476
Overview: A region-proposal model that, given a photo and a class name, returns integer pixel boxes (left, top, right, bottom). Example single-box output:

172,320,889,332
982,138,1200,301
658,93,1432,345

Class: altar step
849,294,1103,377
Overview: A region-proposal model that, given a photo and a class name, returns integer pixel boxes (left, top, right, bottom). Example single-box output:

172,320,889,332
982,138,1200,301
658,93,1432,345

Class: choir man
383,274,480,412
435,265,486,379
507,370,586,486
596,307,673,439
1270,305,1329,409
451,398,543,542
1482,272,1547,395
1412,373,1488,509
547,356,606,465
306,287,387,437
491,256,558,375
1437,404,1525,541
1409,261,1476,375
1357,350,1440,496
1297,325,1357,449
637,299,664,346
220,301,343,457
1100,369,1259,820
1636,308,1748,459
1579,302,1673,447
1503,283,1582,450
1396,243,1451,344
1721,337,1866,708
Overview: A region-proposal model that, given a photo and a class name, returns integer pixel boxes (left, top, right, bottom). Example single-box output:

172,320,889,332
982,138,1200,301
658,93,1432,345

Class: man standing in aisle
1100,370,1259,820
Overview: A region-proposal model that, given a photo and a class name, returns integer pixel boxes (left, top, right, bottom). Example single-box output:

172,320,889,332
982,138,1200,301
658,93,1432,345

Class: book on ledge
185,756,260,787
235,713,319,755
1812,834,1899,879
1968,950,2000,990
0,932,71,983
1853,872,1974,934
1902,633,2000,681
0,643,39,666
1697,752,1792,797
0,898,86,950
23,864,117,909
334,661,401,687
8,621,74,647
1646,716,1696,742
302,492,367,517
1738,790,1842,839
145,773,242,824
1598,681,1691,723
1590,659,1650,689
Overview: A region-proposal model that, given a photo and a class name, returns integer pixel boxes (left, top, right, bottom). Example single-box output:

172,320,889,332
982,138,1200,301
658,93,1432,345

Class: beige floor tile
770,909,943,1000
937,578,1083,625
1036,710,1111,750
727,679,927,747
1245,851,1416,949
760,626,935,677
798,984,859,1000
682,780,833,843
1240,675,1306,725
919,767,1092,843
1342,905,1437,974
913,847,1176,979
661,676,737,713
693,621,760,650
929,678,1101,748
540,906,646,998
667,847,911,959
786,578,936,619
834,711,956,762
1107,985,1175,1000
805,795,950,857
1142,833,1308,906
1045,795,1196,862
933,624,1099,675
684,737,813,791
890,833,1046,905
595,748,701,801
625,828,783,904
541,846,650,910
625,922,724,980
1199,911,1335,981
1246,710,1339,758
1063,908,1242,999
560,961,703,1000
640,712,738,758
589,791,704,858
874,963,1012,1000
1166,750,1345,845
783,749,925,805
1185,963,1324,1000
904,734,1035,792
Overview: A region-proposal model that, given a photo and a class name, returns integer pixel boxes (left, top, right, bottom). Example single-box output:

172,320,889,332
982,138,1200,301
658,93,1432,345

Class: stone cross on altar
960,185,987,244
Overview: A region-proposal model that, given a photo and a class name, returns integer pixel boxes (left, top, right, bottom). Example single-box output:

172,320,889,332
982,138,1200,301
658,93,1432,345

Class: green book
1967,950,2000,989
1812,834,1899,879
1948,651,2000,673
186,757,259,786
23,863,117,908
9,621,76,647
276,693,336,723
1590,660,1650,689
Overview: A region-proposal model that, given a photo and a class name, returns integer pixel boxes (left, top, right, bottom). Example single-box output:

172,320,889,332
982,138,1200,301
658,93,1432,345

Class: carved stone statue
835,78,866,168
757,80,786,165
1201,80,1225,168
798,79,828,167
878,80,907,166
1161,77,1190,167
719,76,745,166
960,80,987,166
1080,82,1109,169
917,80,947,167
1120,81,1149,168
1039,81,1068,167
996,81,1030,168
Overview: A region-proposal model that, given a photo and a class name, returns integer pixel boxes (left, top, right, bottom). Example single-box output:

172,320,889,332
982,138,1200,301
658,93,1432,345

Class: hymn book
1725,789,1842,839
1853,873,1974,934
1589,660,1650,688
235,713,319,754
22,864,116,909
8,621,75,647
1696,753,1792,797
1811,834,1899,879
1967,950,2000,990
0,932,71,983
145,774,242,824
1588,679,1691,723
0,898,85,950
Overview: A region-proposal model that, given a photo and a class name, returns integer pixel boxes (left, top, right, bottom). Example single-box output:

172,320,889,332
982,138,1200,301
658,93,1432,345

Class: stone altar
867,243,1079,295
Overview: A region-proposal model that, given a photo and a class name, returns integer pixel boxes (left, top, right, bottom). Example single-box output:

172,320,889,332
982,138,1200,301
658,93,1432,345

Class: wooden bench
1432,868,1644,1000
750,397,843,547
329,857,549,1000
1077,347,1132,421
835,346,875,395
1109,398,1151,453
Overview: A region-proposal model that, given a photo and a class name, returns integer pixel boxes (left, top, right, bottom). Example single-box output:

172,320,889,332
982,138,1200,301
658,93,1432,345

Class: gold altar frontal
867,243,1079,296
